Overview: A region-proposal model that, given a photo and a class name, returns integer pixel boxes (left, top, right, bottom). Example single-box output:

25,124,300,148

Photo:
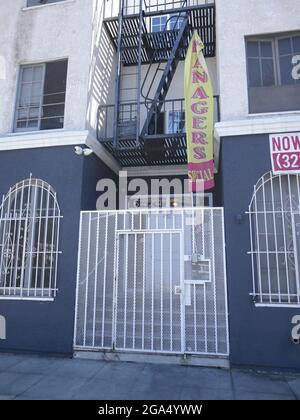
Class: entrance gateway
74,207,229,364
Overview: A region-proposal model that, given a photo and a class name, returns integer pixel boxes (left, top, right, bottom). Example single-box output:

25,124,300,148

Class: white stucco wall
0,0,96,136
216,0,300,122
114,58,218,132
86,0,116,137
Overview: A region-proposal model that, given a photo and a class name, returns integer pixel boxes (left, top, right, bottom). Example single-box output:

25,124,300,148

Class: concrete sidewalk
0,353,299,400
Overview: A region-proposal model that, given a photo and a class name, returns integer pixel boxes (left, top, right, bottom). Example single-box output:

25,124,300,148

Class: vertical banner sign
185,32,214,192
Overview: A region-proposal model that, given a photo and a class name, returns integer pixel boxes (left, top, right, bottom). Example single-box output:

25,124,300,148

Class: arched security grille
0,177,62,299
248,172,300,306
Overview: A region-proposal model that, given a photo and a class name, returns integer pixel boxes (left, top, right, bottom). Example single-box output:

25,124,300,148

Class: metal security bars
74,208,229,357
105,0,214,17
0,177,62,300
248,172,300,306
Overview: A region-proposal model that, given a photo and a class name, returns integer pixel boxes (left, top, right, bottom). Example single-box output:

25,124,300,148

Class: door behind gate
74,208,229,357
115,231,184,353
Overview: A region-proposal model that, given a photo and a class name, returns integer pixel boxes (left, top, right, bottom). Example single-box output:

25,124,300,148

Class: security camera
74,146,94,157
74,146,83,155
292,337,300,345
83,148,94,157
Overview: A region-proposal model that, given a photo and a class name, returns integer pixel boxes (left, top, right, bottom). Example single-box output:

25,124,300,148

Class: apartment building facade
0,0,299,370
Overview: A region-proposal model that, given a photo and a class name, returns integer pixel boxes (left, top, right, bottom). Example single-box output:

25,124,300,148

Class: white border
215,114,300,140
269,132,300,175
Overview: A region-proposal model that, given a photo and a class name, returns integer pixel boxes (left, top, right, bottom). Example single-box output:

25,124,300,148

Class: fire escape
97,0,218,167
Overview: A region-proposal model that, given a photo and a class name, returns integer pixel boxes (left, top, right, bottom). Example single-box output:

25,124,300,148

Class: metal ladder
141,3,189,137
113,0,190,149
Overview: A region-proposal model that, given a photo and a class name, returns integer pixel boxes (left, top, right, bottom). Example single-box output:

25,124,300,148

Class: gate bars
74,208,229,357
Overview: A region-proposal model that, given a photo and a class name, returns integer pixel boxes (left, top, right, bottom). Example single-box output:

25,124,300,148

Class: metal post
135,0,143,148
113,0,124,149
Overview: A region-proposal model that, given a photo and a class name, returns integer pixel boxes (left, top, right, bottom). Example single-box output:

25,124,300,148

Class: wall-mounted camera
74,146,94,157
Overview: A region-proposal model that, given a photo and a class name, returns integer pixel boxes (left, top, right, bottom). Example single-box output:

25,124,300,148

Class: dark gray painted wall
249,85,300,114
127,174,222,207
221,134,300,370
0,146,117,356
0,146,83,355
81,154,118,211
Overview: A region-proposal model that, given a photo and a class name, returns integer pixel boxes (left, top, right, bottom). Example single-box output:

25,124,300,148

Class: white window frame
150,14,185,33
151,15,168,33
14,60,67,133
248,172,300,307
166,110,186,135
14,64,45,133
276,34,300,86
0,176,62,301
246,33,300,88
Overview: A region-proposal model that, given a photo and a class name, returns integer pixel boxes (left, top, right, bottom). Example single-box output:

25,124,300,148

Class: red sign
270,133,300,174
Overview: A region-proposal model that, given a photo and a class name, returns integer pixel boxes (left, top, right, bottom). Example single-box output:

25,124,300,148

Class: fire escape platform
97,96,220,167
101,134,188,167
103,4,216,65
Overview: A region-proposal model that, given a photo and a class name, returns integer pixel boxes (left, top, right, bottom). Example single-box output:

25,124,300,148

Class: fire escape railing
105,0,214,17
97,96,220,142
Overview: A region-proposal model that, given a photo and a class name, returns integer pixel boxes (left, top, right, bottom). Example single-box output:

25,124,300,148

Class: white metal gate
74,208,229,357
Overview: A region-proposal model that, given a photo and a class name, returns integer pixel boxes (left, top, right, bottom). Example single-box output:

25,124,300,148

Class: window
14,59,68,132
167,111,185,134
246,34,300,113
278,36,300,85
169,16,185,31
247,40,275,87
248,172,300,306
151,15,185,33
0,177,62,299
27,0,66,6
151,16,168,33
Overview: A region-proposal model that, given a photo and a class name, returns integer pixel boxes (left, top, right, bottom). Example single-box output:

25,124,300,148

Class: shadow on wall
86,1,115,138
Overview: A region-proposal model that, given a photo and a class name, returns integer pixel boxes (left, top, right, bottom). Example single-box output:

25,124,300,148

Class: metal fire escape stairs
112,0,190,158
141,13,189,138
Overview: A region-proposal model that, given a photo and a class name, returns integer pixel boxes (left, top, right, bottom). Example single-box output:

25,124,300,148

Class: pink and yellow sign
184,32,214,191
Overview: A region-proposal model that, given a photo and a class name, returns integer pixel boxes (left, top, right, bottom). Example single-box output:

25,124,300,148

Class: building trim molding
0,130,121,175
125,165,188,177
215,114,300,140
0,130,89,150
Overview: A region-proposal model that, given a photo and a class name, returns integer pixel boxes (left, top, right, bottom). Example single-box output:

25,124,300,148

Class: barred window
248,172,300,306
0,177,62,300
